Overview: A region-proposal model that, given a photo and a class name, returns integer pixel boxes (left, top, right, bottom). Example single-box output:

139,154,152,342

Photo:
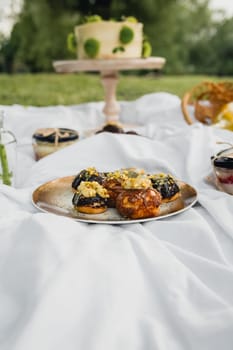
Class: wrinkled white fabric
1,92,233,350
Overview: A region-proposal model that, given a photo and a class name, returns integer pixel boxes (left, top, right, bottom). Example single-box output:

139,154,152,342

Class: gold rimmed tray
32,175,198,225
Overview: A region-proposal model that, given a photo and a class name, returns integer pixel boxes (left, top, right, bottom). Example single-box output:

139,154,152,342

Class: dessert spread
72,167,184,219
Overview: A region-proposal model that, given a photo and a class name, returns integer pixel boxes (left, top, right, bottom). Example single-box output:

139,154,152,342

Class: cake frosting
71,17,151,59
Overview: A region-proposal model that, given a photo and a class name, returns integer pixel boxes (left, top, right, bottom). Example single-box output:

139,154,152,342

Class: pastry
116,187,162,219
72,181,109,214
102,170,126,207
71,168,186,218
115,174,162,219
72,167,104,190
149,174,180,201
149,173,184,214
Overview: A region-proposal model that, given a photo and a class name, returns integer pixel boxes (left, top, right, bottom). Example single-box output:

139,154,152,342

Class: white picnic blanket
1,92,233,350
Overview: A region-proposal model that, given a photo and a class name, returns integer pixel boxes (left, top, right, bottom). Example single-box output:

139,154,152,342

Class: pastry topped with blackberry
72,167,104,190
149,173,184,215
72,181,109,214
149,173,180,202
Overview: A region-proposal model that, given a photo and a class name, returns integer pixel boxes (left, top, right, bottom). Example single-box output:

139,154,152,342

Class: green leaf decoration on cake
142,40,152,58
119,26,134,44
84,38,100,58
85,15,102,23
67,32,77,54
124,16,138,23
112,46,125,54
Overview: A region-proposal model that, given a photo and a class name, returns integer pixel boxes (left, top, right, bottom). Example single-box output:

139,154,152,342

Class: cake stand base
53,57,166,125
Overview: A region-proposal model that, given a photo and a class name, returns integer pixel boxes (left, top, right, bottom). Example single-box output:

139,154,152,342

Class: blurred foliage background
0,0,232,75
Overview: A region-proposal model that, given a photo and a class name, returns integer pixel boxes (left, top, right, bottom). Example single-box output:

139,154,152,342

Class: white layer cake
75,21,143,59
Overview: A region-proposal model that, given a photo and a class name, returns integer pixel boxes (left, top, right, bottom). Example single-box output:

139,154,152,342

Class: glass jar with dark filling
32,128,79,160
212,147,233,194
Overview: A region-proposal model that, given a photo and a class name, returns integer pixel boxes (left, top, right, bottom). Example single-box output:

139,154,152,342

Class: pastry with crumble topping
72,167,104,190
72,181,109,214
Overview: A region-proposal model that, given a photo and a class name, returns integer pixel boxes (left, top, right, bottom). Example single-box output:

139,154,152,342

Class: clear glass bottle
0,111,17,186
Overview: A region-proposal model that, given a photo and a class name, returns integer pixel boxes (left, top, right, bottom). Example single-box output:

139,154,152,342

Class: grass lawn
0,73,232,106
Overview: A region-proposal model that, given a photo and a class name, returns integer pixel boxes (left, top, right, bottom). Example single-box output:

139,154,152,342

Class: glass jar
0,111,17,186
212,147,233,195
32,128,79,160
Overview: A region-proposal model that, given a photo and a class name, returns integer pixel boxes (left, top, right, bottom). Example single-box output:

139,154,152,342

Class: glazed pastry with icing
115,174,162,219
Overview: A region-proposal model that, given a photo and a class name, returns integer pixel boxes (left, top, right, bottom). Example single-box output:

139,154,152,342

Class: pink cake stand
53,57,166,124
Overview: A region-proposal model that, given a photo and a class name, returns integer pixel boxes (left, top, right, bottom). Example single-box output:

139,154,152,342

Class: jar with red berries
212,147,233,195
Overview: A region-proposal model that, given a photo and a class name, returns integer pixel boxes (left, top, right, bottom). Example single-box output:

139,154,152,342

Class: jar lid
213,156,233,169
33,128,79,143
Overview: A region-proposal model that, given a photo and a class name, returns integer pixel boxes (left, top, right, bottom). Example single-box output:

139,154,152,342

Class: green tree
211,17,233,75
1,0,232,75
7,0,80,72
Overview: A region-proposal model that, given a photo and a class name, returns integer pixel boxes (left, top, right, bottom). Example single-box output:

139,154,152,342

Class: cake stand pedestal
53,57,166,124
